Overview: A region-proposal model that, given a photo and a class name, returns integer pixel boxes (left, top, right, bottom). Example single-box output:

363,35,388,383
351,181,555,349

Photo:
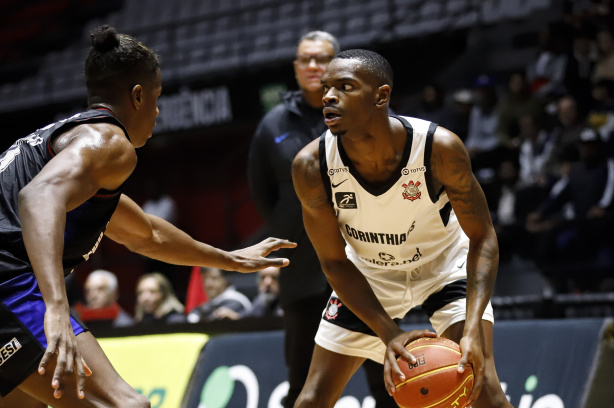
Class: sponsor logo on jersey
402,166,426,175
331,179,348,188
324,298,343,320
379,252,395,261
402,180,421,201
83,230,104,261
0,337,22,367
328,167,349,176
360,247,422,266
335,192,357,209
345,224,408,245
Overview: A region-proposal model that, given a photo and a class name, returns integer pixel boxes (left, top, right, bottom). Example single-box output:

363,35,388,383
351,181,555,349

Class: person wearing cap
526,127,614,291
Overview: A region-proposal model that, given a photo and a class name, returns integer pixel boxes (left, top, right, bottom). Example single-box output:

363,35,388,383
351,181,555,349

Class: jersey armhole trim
424,121,440,203
319,134,332,203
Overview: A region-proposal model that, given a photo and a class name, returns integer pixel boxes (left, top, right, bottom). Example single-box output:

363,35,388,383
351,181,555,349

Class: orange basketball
393,337,473,408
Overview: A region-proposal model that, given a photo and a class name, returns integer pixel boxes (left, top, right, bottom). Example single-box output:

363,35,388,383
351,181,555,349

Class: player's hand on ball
459,334,484,407
383,329,436,395
229,237,297,272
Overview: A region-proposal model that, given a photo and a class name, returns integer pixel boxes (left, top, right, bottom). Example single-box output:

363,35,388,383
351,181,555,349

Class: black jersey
0,109,130,281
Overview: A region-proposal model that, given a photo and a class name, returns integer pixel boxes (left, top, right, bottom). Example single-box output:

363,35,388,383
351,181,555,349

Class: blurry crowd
405,4,614,294
72,266,282,329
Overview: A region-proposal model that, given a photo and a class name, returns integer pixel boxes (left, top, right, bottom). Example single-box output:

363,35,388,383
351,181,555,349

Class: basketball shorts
315,240,494,363
0,272,88,397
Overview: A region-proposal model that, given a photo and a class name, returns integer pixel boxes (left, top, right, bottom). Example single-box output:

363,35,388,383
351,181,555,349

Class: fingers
39,337,91,399
52,344,67,399
465,362,484,406
384,347,404,396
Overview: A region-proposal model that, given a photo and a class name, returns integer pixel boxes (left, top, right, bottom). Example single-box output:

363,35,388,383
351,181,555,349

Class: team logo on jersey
335,192,357,209
402,180,421,201
325,298,343,320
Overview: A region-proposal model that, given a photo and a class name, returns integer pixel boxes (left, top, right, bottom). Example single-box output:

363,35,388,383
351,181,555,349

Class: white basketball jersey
320,116,468,270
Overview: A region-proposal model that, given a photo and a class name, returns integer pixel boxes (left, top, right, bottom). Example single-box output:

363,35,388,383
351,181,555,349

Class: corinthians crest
402,180,421,201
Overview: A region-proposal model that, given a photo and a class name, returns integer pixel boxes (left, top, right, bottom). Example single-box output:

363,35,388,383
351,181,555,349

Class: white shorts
315,236,495,363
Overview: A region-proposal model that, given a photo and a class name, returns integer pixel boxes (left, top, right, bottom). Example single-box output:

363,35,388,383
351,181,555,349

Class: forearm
464,233,499,335
18,187,69,309
323,259,402,345
121,214,237,270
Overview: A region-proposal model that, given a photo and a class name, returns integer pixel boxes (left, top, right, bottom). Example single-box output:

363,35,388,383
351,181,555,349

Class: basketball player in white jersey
292,49,513,408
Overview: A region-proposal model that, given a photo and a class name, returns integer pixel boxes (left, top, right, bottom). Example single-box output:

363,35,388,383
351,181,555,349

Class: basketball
393,337,473,408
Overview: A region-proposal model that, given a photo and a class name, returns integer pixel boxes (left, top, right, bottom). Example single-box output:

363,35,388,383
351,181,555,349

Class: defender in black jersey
0,26,294,408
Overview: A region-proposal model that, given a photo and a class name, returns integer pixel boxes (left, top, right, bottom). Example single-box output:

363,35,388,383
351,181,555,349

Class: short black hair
334,49,393,89
84,25,159,95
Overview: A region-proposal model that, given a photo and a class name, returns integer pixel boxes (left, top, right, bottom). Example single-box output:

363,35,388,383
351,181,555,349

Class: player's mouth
323,107,342,125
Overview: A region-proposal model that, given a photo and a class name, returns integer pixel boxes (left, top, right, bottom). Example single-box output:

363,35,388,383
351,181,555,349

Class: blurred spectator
496,71,545,148
592,27,614,83
415,83,450,125
465,74,501,174
447,89,473,142
516,114,556,188
250,267,283,318
569,24,598,106
73,269,134,328
484,156,531,263
186,267,252,322
526,128,614,291
134,272,186,324
542,95,586,181
587,79,614,141
527,20,576,98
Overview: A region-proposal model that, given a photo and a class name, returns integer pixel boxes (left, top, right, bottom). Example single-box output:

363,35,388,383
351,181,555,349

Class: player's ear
131,84,143,108
375,85,391,107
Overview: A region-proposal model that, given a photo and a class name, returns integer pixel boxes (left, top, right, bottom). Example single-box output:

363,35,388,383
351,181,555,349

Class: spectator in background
587,79,614,141
527,128,614,291
496,71,545,148
542,95,586,181
516,114,556,188
447,88,473,142
247,31,394,407
250,266,283,318
527,20,576,98
73,269,134,327
415,83,449,125
465,74,501,176
134,272,186,324
592,27,614,83
186,267,252,322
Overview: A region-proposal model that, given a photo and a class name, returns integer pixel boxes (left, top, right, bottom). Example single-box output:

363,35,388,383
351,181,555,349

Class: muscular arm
18,123,136,397
291,140,403,345
431,127,498,335
105,195,294,272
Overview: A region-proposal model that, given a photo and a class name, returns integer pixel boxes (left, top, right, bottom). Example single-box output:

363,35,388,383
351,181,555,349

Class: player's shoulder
432,125,466,155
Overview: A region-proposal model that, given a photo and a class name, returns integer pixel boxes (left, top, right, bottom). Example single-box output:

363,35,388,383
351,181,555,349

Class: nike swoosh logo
274,133,289,144
457,261,466,269
332,179,348,188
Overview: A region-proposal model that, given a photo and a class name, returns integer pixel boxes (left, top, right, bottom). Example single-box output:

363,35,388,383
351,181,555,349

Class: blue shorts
0,273,87,396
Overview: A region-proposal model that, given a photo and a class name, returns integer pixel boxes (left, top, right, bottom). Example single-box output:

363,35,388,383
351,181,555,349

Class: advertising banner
99,333,208,408
183,319,608,408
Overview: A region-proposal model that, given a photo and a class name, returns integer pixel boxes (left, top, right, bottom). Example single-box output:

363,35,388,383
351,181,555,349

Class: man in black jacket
248,31,395,408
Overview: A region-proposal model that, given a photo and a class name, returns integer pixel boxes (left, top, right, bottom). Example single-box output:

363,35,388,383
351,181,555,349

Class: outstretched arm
292,140,434,395
431,126,499,405
105,194,296,272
